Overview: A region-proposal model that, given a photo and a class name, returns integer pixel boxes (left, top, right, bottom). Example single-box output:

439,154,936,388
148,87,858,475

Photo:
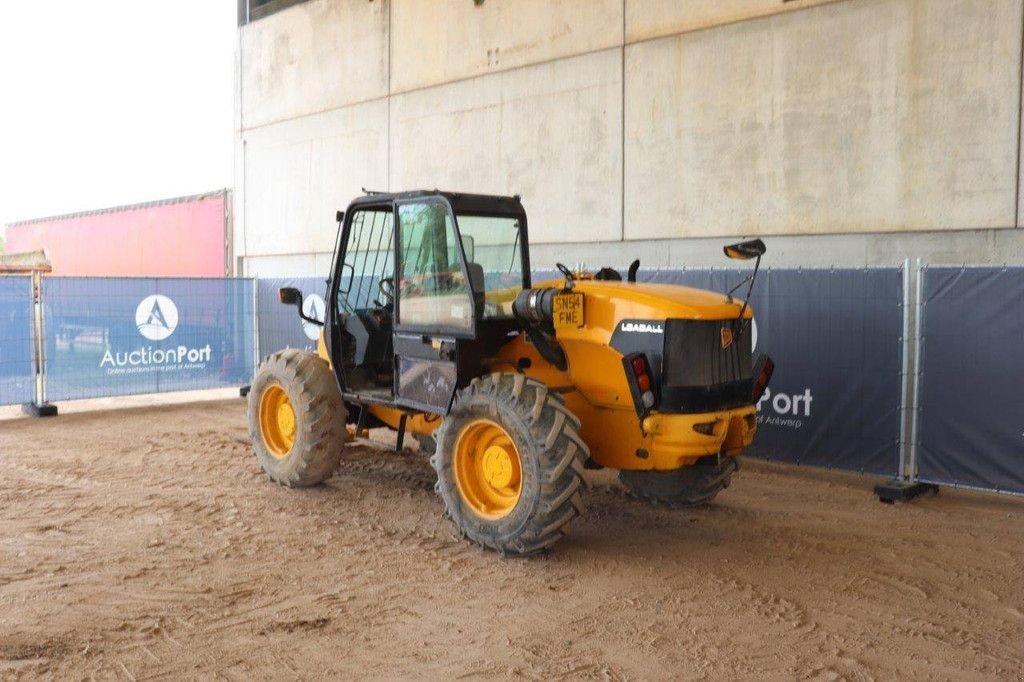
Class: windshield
455,213,524,319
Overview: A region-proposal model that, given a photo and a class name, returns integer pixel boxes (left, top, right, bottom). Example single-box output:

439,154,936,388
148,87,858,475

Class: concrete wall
239,0,388,129
390,0,623,93
390,48,622,244
235,0,1024,276
626,0,1022,239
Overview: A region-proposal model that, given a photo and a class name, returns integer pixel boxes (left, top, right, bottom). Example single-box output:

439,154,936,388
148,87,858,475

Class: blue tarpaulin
43,277,256,401
917,267,1024,494
256,277,326,361
636,269,905,476
0,276,35,406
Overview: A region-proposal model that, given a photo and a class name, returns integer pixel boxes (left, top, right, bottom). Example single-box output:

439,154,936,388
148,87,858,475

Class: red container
5,191,230,277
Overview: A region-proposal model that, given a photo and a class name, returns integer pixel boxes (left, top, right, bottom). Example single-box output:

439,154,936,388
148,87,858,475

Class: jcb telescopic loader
249,190,774,556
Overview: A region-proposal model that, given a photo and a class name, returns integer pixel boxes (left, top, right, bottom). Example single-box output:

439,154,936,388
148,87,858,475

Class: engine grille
660,319,754,413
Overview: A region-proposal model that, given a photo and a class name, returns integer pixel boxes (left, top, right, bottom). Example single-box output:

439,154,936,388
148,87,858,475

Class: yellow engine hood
534,278,751,325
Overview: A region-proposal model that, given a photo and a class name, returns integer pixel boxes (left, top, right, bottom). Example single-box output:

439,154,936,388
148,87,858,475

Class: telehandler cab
248,190,774,555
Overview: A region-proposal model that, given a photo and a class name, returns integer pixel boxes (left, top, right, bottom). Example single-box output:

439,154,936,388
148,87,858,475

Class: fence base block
22,402,58,418
239,385,251,398
874,480,940,504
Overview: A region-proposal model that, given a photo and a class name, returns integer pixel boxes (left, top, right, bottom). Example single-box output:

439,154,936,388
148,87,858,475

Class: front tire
248,349,347,487
432,373,588,556
618,455,738,507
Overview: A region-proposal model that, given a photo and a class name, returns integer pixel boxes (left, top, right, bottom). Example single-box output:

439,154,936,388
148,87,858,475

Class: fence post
908,258,925,482
240,278,257,398
873,258,939,502
898,258,911,480
22,270,57,417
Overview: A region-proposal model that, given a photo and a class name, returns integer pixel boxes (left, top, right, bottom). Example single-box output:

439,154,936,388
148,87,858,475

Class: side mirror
461,234,475,262
723,239,767,260
279,287,302,306
335,210,344,223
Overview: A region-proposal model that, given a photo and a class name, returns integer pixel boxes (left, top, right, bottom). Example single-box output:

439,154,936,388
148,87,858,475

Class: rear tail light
623,352,659,417
752,354,775,402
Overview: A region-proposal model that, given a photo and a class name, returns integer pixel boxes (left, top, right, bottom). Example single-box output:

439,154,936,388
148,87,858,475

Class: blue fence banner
636,268,905,475
43,277,256,401
0,276,35,406
256,277,326,360
917,267,1024,494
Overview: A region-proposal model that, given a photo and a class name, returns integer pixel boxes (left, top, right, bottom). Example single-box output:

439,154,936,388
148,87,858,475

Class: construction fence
1,265,1021,495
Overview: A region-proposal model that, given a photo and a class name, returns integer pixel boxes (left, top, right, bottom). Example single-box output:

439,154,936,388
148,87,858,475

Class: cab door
324,203,396,398
393,198,476,413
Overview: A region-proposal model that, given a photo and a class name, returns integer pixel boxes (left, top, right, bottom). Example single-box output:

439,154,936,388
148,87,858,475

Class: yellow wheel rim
258,384,296,458
454,419,522,519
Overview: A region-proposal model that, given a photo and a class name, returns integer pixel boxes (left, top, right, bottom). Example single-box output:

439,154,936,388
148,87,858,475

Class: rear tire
618,455,738,508
248,349,347,487
432,373,588,556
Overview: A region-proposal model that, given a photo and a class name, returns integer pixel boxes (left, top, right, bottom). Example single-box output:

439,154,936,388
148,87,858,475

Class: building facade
234,0,1024,275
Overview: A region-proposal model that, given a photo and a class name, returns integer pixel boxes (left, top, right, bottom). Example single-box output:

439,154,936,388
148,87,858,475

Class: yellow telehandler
248,190,774,555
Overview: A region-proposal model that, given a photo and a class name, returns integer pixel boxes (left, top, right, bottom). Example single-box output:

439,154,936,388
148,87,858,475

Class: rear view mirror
723,239,767,260
461,234,475,262
279,287,302,306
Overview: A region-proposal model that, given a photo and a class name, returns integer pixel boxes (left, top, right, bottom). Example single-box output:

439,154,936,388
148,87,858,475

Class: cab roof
346,189,525,216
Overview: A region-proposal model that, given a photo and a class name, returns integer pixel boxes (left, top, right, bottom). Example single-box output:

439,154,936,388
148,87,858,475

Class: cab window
455,214,523,319
397,202,473,331
336,207,393,314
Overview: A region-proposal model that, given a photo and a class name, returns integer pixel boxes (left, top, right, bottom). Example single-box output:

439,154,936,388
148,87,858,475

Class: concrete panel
527,228,1024,272
240,0,389,129
390,48,623,244
626,0,846,43
390,0,623,94
625,0,1023,240
244,253,319,278
242,98,388,258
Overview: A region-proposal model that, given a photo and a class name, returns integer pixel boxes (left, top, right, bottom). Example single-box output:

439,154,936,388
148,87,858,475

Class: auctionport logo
136,295,178,341
99,295,212,373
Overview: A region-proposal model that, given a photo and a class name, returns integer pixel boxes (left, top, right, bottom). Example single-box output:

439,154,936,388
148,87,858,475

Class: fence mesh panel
256,277,326,361
0,276,35,406
43,277,255,401
917,267,1024,494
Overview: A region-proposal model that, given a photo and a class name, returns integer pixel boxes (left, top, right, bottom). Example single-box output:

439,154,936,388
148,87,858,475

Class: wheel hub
453,419,523,519
258,384,296,458
482,445,514,488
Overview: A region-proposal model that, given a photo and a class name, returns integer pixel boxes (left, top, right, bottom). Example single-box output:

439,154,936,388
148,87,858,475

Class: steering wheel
377,276,395,307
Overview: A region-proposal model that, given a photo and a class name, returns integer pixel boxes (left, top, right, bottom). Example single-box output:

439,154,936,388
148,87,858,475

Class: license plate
553,292,584,330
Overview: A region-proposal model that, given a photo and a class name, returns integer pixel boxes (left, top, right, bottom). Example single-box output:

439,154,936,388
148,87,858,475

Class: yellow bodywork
491,280,757,470
318,279,758,472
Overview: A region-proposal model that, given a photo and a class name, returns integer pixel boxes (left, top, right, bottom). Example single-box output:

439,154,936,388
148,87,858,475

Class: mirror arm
726,274,753,301
733,254,761,340
627,259,640,283
299,309,324,327
285,290,325,327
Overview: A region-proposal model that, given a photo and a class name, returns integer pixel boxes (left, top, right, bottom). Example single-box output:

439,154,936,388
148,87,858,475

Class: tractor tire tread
248,349,347,488
433,373,588,557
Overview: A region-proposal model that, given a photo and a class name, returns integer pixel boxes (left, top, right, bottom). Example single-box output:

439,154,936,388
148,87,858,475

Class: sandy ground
0,398,1021,681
